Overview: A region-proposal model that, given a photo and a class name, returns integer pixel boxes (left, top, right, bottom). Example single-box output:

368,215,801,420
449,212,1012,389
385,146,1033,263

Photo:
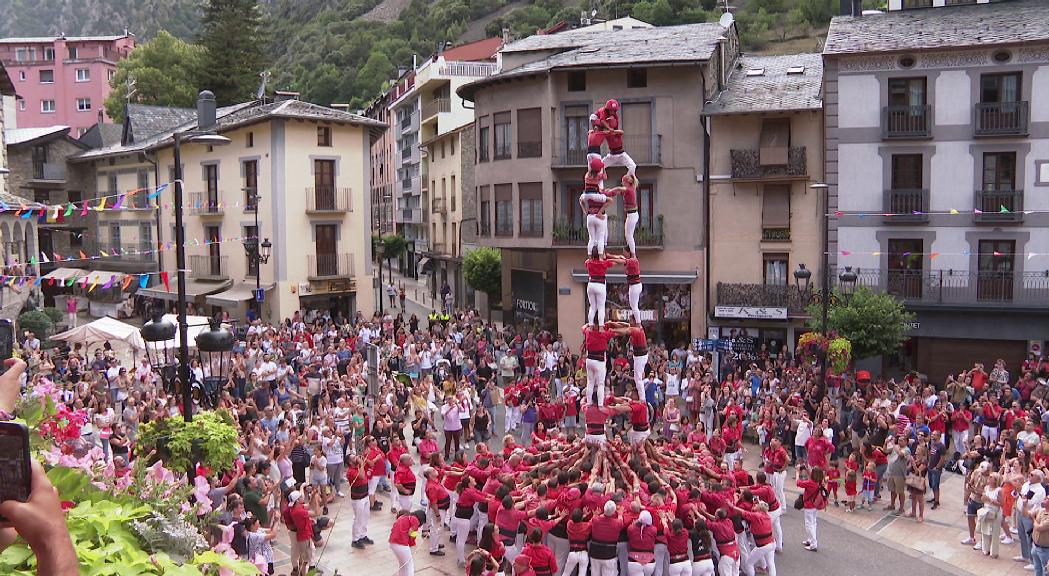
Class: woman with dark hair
665,518,690,576
689,517,715,576
478,523,506,573
466,548,500,576
243,513,278,575
797,466,829,552
452,476,487,566
518,528,558,576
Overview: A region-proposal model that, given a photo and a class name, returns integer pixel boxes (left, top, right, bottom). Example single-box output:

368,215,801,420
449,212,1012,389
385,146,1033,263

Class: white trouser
602,151,637,176
505,541,522,565
624,211,639,255
803,509,818,549
770,507,783,551
587,214,608,255
585,358,607,406
981,425,999,444
398,494,413,512
627,561,656,576
628,283,643,325
669,560,690,576
69,311,78,328
548,534,569,576
351,497,370,542
633,354,648,399
691,559,715,576
951,430,969,456
591,557,619,576
770,472,786,510
724,451,741,471
587,282,607,326
391,543,414,576
742,543,775,576
628,429,650,446
564,551,590,576
717,555,739,576
451,516,471,564
654,544,668,576
585,433,607,446
471,509,488,536
428,507,446,552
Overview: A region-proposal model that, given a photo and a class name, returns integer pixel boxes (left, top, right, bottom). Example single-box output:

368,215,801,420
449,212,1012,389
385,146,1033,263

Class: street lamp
195,316,235,409
141,307,178,396
838,266,859,304
793,263,812,292
242,190,272,318
141,90,231,422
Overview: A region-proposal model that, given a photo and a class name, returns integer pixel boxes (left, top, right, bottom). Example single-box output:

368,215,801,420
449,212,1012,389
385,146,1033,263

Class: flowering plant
38,405,88,449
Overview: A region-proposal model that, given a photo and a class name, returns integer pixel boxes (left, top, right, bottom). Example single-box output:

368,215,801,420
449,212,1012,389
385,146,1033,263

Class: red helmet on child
588,157,605,172
605,99,619,112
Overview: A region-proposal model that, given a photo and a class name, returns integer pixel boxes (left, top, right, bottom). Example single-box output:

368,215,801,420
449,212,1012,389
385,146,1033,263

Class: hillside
0,0,846,110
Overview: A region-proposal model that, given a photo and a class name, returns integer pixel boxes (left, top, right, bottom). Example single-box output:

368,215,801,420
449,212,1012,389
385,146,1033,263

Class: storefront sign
611,308,656,322
511,269,545,321
714,306,787,320
308,278,356,295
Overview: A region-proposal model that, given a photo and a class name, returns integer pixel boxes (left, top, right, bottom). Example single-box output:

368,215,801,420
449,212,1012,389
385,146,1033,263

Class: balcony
188,255,229,281
555,134,662,167
848,268,1049,308
190,192,223,216
30,162,66,185
306,187,352,213
397,208,424,224
437,62,497,77
974,101,1029,137
552,214,664,248
421,97,451,120
431,197,447,214
400,112,417,133
243,188,258,211
973,189,1023,223
430,241,447,254
883,188,930,223
716,283,810,315
308,253,354,280
729,147,807,180
761,227,791,242
882,105,932,139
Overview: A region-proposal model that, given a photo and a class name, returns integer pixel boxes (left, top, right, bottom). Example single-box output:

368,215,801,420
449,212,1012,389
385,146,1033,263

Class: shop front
296,278,358,318
510,268,554,332
710,305,800,373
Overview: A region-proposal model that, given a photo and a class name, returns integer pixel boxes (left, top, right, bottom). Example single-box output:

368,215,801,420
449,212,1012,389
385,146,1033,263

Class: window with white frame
76,98,92,111
41,99,56,113
76,68,90,82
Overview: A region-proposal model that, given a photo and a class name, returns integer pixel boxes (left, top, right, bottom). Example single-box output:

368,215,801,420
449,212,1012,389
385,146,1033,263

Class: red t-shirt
290,504,314,542
624,257,641,278
584,326,615,353
394,464,417,495
389,514,420,546
368,447,387,477
585,259,616,281
629,327,647,350
621,184,638,210
630,401,649,427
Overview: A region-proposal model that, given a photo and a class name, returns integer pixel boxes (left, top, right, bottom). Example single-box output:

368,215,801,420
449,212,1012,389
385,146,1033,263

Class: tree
380,234,409,284
806,287,915,360
104,31,205,123
464,247,502,318
198,0,268,105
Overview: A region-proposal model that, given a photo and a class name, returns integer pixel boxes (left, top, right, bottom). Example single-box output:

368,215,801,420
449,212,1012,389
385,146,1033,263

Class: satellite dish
591,9,597,17
719,12,734,28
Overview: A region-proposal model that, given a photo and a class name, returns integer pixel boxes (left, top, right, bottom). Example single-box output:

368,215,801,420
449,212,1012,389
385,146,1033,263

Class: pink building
0,33,135,135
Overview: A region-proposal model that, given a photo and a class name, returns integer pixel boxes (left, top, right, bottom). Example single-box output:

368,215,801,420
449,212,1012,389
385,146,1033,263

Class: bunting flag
160,271,170,292
96,197,107,212
64,203,74,217
79,250,88,260
147,183,168,199
88,277,99,292
139,274,149,289
112,195,125,210
121,276,133,290
101,275,115,290
39,252,50,264
80,202,88,217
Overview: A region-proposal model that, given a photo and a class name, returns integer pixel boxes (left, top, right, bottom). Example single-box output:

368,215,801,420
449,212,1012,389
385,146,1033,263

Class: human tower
577,99,652,440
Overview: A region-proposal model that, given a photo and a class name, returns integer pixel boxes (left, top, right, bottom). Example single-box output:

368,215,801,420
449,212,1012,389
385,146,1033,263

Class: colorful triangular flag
147,183,168,200
64,203,74,217
113,195,126,210
102,275,115,289
139,274,149,289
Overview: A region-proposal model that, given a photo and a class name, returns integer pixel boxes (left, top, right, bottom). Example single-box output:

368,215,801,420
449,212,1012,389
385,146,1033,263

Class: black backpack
230,521,248,556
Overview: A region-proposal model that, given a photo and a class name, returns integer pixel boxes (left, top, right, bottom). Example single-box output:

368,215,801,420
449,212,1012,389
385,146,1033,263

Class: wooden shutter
759,118,790,166
761,185,790,228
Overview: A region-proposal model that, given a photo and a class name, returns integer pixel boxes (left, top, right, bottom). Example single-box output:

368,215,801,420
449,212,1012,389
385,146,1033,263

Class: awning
43,267,86,282
138,279,232,302
417,257,433,271
83,270,126,286
571,270,699,284
206,282,275,306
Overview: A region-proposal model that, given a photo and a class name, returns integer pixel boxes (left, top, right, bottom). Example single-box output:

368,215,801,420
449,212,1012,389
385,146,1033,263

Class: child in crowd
861,461,878,511
826,457,842,507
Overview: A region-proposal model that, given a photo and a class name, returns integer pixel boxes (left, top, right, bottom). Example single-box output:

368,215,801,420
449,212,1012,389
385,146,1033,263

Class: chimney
196,90,217,129
840,0,862,16
273,90,300,102
330,103,349,111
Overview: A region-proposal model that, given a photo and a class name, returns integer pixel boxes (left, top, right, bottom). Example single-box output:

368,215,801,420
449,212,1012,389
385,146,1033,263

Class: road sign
254,288,265,303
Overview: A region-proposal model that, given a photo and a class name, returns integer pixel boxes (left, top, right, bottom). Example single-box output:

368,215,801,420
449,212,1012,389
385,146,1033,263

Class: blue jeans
1032,544,1049,576
1019,515,1034,562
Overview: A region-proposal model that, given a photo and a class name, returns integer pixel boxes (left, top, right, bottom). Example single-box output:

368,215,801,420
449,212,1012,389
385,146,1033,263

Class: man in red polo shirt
582,321,621,406
590,99,636,178
285,490,315,576
389,510,427,576
761,438,789,510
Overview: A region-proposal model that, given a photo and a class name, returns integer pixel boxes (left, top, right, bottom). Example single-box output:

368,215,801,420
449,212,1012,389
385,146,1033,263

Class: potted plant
137,410,240,473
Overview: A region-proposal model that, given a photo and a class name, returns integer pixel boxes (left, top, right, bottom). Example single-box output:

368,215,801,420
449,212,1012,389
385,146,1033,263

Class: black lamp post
242,190,271,317
141,90,231,422
839,266,859,304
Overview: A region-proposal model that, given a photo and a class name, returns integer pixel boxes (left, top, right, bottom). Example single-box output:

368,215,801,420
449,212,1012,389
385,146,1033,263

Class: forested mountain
0,0,849,109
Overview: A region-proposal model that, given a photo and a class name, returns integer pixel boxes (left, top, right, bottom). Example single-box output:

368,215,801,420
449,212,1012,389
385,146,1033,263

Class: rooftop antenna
256,70,270,100
125,75,137,103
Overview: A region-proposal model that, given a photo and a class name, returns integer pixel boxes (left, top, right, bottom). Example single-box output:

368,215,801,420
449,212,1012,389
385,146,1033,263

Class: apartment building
390,71,425,271
75,94,383,321
0,33,135,134
3,126,97,282
415,38,498,304
824,0,1049,381
0,65,37,320
459,23,741,348
705,53,824,359
365,91,395,237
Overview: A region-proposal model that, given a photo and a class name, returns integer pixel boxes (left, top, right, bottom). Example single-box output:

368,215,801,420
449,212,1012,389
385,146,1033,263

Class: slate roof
0,35,129,44
73,99,386,161
704,53,823,115
825,0,1049,55
459,22,729,100
124,104,197,143
78,122,124,149
5,126,70,146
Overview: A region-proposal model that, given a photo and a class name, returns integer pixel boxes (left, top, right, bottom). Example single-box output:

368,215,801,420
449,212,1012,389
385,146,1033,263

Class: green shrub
17,310,53,341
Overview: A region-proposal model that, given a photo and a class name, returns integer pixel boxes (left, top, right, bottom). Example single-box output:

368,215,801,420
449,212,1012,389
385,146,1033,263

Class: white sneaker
973,542,983,551
1024,564,1034,571
337,491,345,498
1014,556,1027,562
1002,537,1015,545
960,538,976,545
